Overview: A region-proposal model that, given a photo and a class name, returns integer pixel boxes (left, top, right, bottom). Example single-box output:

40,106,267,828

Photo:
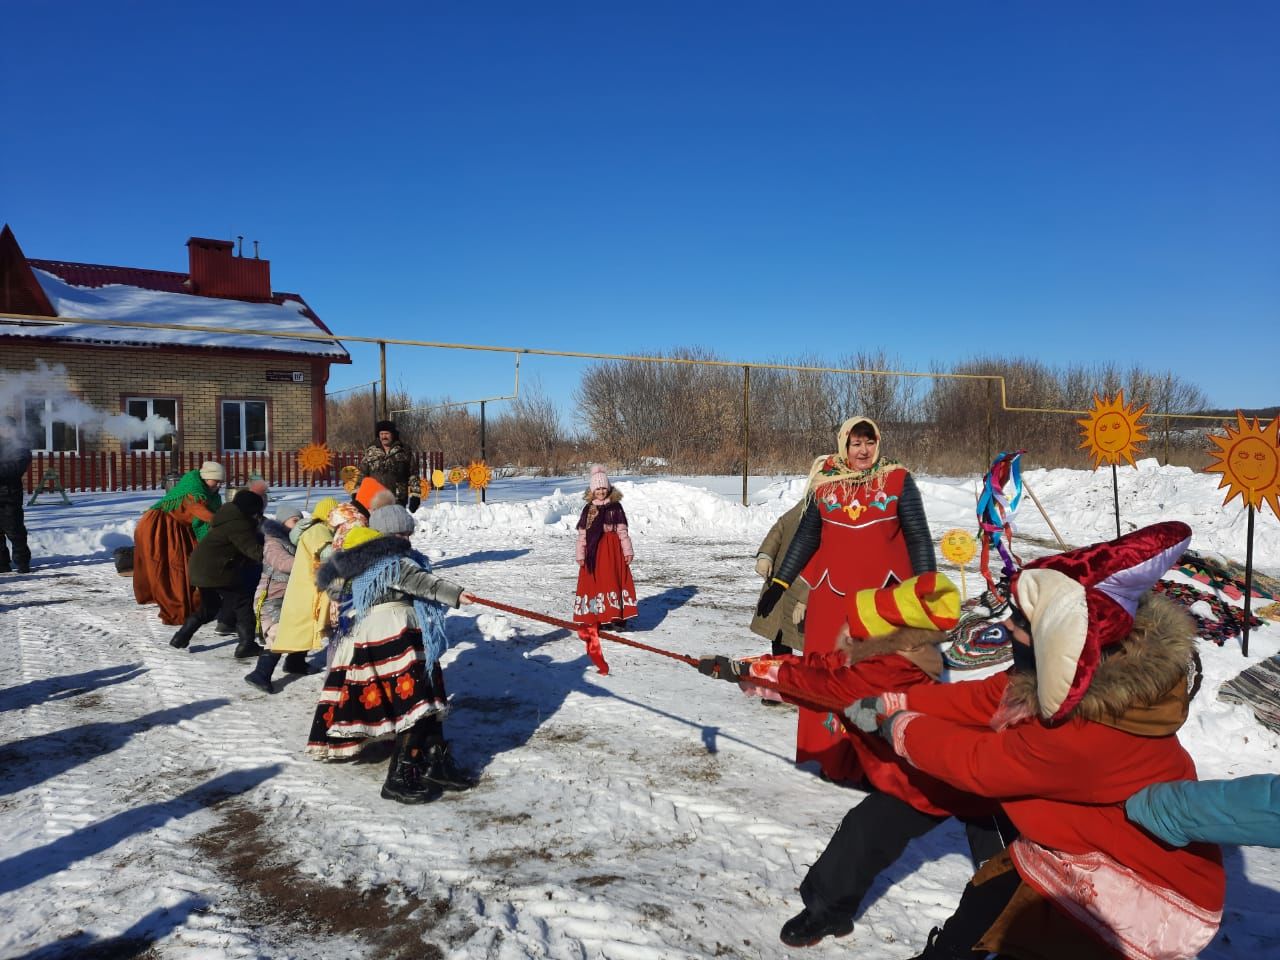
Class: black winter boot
380,733,442,804
169,615,202,650
905,927,972,959
232,620,264,659
283,652,318,675
422,741,477,791
779,908,854,948
244,653,281,694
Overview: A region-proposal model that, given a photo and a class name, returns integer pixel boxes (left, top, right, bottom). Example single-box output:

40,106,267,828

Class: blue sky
2,1,1276,413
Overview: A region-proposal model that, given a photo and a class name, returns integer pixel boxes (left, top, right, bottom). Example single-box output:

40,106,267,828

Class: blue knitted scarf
349,549,450,671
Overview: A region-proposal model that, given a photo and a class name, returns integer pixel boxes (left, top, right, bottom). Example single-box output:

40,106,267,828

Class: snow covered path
2,470,1279,958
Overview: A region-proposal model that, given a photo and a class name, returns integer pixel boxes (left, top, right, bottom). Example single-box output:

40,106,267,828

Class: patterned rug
1218,655,1280,736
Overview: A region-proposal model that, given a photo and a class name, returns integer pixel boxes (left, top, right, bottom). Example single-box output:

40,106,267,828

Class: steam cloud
0,360,175,457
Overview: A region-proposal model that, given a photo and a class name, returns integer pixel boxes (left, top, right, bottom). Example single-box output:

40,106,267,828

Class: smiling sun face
1207,412,1280,516
1078,391,1149,468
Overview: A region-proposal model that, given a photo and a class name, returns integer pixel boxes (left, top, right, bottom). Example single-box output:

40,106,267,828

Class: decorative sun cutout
939,528,977,566
1077,391,1149,468
431,468,446,490
467,460,492,490
297,443,333,473
448,466,467,486
339,464,361,493
1206,412,1280,517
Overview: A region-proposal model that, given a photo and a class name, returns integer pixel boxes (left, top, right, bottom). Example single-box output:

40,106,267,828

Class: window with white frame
23,397,79,453
125,397,178,452
221,400,268,452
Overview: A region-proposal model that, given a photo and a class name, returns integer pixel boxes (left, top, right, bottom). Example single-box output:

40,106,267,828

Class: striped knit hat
846,572,961,638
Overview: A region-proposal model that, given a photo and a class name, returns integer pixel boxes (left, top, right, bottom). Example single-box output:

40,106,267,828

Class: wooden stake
1022,480,1068,550
1243,505,1255,657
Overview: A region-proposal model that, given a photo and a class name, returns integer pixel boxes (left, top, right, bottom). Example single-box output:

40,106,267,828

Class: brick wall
1,340,325,453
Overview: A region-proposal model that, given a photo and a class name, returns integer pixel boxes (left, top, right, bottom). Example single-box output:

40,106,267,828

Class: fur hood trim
260,518,296,544
837,626,945,680
582,487,623,503
316,535,412,591
999,593,1196,731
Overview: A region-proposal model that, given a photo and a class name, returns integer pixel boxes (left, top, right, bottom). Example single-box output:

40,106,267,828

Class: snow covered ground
1,461,1277,959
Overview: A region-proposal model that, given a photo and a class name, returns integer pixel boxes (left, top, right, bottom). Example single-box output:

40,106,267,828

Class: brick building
0,225,349,458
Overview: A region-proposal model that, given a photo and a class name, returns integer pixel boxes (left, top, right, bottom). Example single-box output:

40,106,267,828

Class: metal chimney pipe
253,240,259,259
236,235,244,257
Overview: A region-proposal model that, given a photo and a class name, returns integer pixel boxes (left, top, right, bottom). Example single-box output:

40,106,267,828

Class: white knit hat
199,461,225,482
589,464,610,491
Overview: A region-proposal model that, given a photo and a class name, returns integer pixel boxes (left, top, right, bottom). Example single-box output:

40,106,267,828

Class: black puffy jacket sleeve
772,500,821,586
899,473,936,575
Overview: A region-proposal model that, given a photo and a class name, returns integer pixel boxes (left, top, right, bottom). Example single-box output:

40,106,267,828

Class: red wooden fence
22,450,446,494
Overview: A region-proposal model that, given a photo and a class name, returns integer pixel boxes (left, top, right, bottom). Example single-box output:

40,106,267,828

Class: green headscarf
148,469,223,540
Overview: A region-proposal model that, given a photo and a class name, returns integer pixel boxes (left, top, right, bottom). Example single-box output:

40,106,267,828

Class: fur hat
199,460,225,482
311,497,340,522
342,526,382,551
1012,520,1192,723
355,476,392,512
589,464,610,491
374,420,398,438
231,490,264,517
846,573,961,638
369,504,416,535
275,502,304,525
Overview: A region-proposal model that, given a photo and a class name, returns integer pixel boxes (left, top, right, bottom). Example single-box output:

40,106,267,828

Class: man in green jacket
170,489,266,658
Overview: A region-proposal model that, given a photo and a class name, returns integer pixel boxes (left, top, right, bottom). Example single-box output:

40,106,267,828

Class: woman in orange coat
133,461,224,625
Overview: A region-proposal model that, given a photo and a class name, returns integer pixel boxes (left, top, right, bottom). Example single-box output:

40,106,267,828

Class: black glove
697,654,748,682
408,496,421,513
756,579,788,618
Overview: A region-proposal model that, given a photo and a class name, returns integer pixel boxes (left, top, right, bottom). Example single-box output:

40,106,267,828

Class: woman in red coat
757,416,935,782
863,522,1224,960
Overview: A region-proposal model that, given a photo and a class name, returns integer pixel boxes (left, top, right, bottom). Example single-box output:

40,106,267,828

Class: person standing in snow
756,416,935,783
360,420,418,510
749,500,809,656
0,416,33,575
307,504,475,804
242,502,306,693
133,461,224,625
169,489,266,659
573,465,637,631
854,522,1225,960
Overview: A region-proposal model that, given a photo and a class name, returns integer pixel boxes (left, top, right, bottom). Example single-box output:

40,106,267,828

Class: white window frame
125,396,179,452
23,397,80,453
221,399,269,453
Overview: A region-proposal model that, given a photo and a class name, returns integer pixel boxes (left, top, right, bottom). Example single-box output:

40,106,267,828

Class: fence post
742,365,750,507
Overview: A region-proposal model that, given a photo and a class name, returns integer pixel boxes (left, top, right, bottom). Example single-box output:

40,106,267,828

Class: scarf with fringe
349,549,450,672
148,469,222,540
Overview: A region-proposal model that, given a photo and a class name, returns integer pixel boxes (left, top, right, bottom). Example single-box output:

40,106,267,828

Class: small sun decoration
339,464,361,493
939,529,977,566
431,468,446,490
467,460,492,490
297,443,332,474
1077,391,1149,468
448,466,466,487
1206,412,1280,517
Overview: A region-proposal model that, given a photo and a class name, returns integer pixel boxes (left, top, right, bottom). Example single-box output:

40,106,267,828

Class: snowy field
1,461,1278,959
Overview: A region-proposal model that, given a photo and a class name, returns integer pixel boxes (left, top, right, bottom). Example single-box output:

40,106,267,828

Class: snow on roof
0,267,350,361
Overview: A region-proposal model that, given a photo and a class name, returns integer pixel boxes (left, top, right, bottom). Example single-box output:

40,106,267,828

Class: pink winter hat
589,465,610,491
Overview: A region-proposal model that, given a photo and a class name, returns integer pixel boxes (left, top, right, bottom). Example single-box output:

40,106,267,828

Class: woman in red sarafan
757,416,935,783
573,465,637,630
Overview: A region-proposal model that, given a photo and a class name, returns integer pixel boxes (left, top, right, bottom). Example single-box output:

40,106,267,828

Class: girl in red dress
573,466,637,629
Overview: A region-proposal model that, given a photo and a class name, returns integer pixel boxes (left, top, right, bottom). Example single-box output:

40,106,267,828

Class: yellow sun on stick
1077,391,1149,468
296,444,334,508
1206,412,1280,517
339,464,361,493
467,460,492,489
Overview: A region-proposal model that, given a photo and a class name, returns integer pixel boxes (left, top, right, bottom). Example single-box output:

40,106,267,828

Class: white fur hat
199,461,225,482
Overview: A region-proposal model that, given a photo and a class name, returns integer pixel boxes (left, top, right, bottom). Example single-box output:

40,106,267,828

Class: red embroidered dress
794,464,918,779
574,493,637,626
